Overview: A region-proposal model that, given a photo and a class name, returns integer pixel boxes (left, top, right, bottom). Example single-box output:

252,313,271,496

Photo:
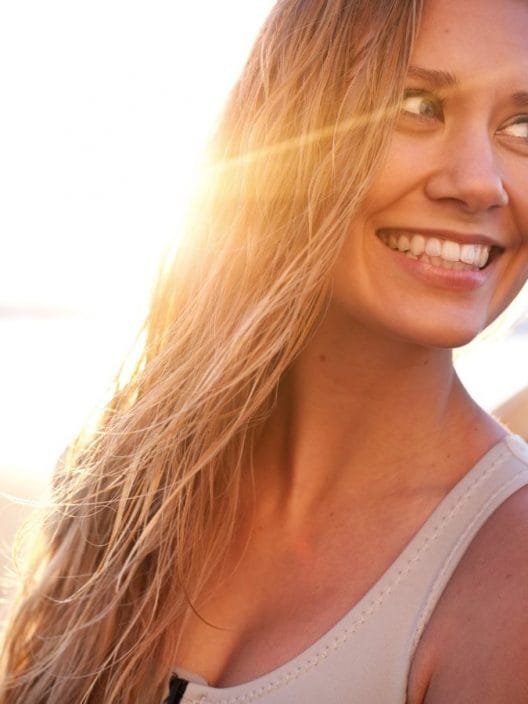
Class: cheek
505,157,528,219
362,136,430,210
488,236,528,324
507,181,528,282
514,200,528,252
512,249,528,297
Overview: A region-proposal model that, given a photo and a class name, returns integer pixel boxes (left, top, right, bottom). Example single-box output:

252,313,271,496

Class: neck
251,309,503,521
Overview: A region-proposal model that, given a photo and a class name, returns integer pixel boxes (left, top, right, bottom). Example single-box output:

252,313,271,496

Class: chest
173,498,439,690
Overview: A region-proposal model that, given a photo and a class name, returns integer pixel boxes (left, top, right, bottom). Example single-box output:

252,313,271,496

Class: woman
2,0,528,701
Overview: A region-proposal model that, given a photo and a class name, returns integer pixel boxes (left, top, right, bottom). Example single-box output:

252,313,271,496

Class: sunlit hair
0,1,422,701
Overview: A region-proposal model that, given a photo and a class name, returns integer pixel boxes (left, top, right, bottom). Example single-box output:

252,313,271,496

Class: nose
424,127,508,214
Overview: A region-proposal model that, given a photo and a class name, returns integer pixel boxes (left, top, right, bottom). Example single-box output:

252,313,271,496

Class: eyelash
501,116,528,142
400,88,445,122
400,89,528,144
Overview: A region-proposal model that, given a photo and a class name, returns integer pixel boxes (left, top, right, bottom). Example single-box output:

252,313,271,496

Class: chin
376,305,492,350
396,319,488,350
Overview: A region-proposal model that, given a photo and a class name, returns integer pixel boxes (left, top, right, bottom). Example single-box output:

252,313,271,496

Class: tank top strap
409,434,528,652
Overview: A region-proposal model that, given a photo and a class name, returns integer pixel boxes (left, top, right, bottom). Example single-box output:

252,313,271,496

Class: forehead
412,0,528,84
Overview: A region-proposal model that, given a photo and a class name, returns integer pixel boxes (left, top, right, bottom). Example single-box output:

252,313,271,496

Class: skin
175,0,528,699
495,386,528,439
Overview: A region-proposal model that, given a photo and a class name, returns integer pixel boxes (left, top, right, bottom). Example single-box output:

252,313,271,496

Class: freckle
319,354,327,363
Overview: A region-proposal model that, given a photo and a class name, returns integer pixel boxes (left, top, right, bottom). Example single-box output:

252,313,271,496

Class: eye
499,117,528,142
400,89,444,121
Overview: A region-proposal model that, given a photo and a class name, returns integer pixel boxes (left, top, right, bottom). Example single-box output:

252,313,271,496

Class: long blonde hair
1,1,422,701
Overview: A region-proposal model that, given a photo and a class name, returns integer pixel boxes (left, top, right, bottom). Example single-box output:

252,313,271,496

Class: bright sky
0,0,276,315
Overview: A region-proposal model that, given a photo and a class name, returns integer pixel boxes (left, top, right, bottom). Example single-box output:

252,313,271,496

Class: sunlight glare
0,1,276,317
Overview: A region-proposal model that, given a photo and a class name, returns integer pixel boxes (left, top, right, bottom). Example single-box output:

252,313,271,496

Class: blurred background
0,0,277,595
1,0,527,602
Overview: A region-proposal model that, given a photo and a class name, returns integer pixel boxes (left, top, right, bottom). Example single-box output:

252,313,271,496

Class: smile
377,231,493,271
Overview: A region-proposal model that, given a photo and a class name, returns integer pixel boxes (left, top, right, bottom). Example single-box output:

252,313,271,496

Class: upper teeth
384,232,490,268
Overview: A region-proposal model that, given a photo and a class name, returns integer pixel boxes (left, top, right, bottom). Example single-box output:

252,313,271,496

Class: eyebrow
513,91,528,107
407,66,528,108
407,65,458,89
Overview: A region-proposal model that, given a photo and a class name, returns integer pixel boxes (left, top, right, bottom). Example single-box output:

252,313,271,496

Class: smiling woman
331,2,528,351
1,1,528,703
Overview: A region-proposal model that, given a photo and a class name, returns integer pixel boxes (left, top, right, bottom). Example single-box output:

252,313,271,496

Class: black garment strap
164,674,189,704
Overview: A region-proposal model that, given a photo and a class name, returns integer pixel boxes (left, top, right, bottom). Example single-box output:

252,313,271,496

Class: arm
420,486,528,703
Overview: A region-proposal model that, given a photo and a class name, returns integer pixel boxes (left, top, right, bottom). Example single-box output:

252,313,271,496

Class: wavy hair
0,1,422,701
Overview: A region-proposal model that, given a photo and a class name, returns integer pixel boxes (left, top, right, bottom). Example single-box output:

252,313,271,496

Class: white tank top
171,435,528,704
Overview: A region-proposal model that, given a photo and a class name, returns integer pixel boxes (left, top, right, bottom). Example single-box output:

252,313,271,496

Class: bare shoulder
409,483,528,704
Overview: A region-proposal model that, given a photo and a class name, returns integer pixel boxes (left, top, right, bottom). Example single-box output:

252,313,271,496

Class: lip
378,227,503,249
375,232,500,292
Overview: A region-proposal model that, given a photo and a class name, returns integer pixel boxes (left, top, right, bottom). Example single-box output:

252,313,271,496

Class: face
332,0,528,348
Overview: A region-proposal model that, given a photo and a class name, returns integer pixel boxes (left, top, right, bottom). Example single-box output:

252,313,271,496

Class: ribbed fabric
173,435,528,704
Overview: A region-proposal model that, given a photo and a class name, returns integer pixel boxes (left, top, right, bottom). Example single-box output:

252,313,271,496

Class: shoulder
495,387,528,441
409,481,528,703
